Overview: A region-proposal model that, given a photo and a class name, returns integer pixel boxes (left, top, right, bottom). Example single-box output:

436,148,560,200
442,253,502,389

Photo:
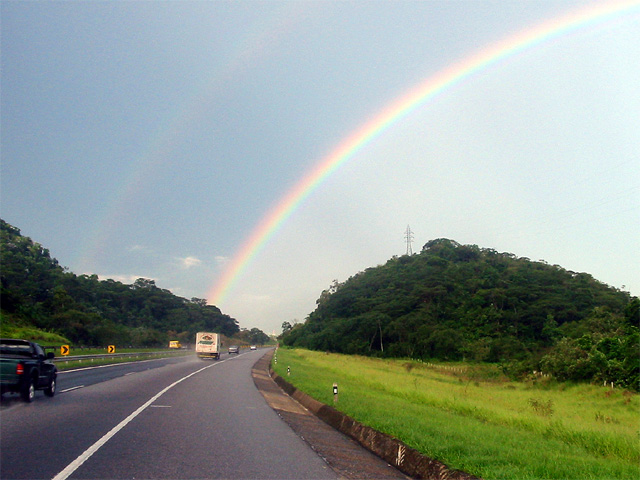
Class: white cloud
96,274,146,285
180,256,202,269
214,256,229,265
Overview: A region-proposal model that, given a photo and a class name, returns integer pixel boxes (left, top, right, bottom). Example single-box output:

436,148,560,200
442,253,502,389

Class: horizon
2,1,638,333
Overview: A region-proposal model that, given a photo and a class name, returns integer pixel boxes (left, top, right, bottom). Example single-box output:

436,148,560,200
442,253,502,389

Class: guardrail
53,350,187,365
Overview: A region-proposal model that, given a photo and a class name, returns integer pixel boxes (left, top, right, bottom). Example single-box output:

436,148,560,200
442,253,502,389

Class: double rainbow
208,0,639,306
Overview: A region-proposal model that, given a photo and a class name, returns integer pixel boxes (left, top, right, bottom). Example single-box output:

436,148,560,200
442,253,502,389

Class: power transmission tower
404,225,414,255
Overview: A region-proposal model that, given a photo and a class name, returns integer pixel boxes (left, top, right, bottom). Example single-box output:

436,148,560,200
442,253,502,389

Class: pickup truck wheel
21,378,35,403
45,376,56,397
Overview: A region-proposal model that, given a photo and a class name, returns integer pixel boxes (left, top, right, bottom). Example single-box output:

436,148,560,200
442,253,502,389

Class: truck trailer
195,332,221,359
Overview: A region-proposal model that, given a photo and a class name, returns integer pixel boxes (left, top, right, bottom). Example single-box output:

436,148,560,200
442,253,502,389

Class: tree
248,328,269,345
624,298,639,327
281,321,293,335
0,218,241,346
190,297,208,308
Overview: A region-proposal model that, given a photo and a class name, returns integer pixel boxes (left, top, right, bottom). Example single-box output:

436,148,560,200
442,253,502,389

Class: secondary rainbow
208,0,639,306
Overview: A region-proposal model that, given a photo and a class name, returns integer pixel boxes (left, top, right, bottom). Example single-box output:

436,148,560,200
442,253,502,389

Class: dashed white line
52,358,227,480
61,385,85,393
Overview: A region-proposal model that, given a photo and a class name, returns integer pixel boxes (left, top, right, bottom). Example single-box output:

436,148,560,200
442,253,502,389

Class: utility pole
404,225,414,255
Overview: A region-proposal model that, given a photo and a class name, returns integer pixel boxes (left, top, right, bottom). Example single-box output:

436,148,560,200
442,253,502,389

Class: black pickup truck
0,339,57,402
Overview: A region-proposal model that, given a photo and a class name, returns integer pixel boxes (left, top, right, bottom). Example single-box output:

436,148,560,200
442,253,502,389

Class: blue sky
2,1,638,335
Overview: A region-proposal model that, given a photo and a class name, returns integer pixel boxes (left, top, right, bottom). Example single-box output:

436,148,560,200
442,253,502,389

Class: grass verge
272,348,639,480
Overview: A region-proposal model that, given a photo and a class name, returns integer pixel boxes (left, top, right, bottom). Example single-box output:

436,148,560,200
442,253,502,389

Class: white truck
195,332,221,360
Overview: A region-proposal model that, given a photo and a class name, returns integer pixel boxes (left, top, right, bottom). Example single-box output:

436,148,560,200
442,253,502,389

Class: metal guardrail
53,350,187,364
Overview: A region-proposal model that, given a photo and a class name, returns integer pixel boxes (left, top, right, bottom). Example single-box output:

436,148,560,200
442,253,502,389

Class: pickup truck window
0,342,32,356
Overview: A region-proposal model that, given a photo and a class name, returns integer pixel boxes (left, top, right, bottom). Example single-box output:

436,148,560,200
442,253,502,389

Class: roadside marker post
287,366,290,376
333,383,338,404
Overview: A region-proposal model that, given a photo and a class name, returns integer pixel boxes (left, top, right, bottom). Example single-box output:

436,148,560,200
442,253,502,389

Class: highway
0,349,338,480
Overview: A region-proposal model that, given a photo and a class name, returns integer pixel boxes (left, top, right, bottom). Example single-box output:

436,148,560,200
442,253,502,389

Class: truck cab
0,339,57,402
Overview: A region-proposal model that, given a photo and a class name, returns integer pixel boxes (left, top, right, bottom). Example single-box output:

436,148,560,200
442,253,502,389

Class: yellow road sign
61,345,70,356
107,345,116,354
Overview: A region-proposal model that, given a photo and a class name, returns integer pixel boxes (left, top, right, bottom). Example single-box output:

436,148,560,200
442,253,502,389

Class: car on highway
250,345,257,350
228,345,239,354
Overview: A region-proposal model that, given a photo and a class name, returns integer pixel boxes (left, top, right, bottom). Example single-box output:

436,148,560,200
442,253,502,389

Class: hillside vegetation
0,219,245,346
283,238,639,390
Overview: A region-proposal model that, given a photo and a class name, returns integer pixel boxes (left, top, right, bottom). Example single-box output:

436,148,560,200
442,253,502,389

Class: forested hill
0,219,239,346
283,238,639,389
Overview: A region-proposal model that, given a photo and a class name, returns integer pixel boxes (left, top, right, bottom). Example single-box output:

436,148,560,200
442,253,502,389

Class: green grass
0,316,70,344
273,348,640,480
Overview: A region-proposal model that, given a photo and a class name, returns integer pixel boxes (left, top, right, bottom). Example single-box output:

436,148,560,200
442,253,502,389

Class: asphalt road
1,349,338,480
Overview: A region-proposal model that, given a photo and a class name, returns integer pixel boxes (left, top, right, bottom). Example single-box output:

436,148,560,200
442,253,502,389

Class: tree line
1,219,242,346
282,238,639,390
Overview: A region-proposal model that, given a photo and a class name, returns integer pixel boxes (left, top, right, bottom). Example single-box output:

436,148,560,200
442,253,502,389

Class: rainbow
207,0,639,306
75,3,308,273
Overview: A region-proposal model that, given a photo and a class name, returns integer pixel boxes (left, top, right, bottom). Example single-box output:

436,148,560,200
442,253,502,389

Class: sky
2,1,638,336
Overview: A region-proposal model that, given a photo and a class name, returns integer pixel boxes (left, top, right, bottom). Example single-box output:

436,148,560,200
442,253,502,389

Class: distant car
228,345,239,354
250,345,257,350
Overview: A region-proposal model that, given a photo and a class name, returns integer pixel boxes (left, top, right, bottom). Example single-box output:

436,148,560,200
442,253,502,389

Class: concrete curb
269,365,480,480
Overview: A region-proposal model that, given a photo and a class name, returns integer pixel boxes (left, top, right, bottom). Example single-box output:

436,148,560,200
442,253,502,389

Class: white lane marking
125,372,136,376
52,359,227,480
149,405,171,408
61,385,85,393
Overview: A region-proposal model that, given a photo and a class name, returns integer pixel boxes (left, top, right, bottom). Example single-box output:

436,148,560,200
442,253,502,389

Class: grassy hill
0,312,70,344
283,239,639,389
0,219,240,346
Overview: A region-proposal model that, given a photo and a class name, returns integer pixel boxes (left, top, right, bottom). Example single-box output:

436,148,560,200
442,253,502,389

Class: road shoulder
252,349,409,480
